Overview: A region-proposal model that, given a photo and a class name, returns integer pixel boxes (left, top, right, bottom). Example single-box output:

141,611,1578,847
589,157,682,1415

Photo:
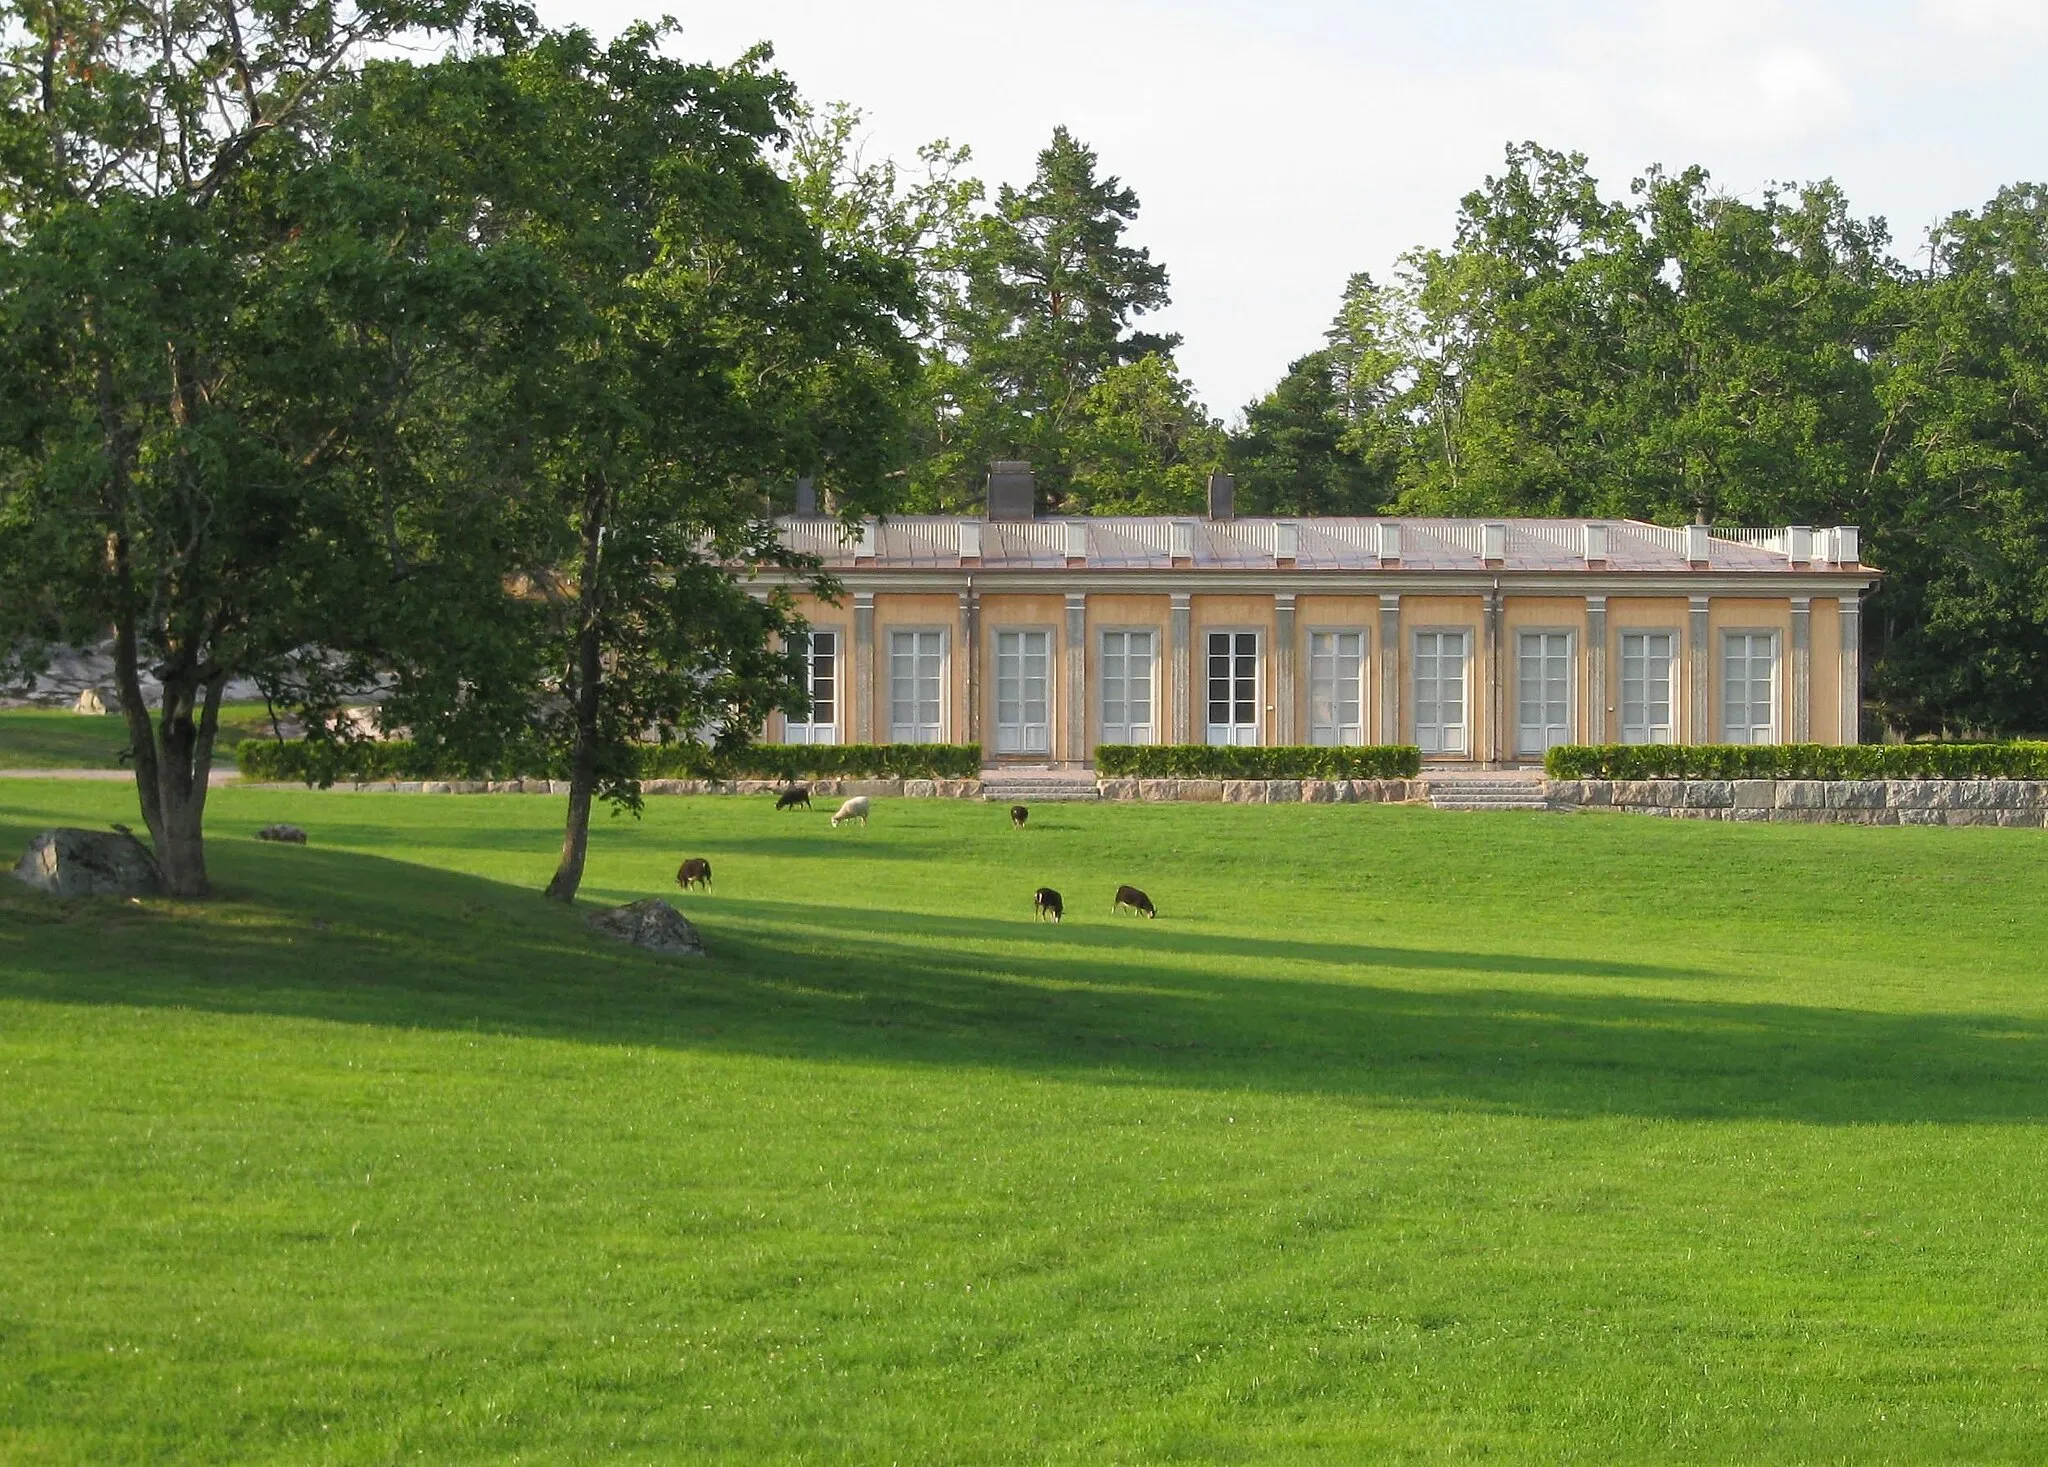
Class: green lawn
3,785,2047,1463
0,703,278,769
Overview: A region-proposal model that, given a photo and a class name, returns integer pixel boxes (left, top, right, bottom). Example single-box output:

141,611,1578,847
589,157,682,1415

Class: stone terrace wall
1547,778,2048,826
241,775,1425,804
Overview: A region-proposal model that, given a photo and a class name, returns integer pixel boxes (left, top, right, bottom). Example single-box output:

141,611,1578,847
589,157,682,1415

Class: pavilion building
754,469,1878,769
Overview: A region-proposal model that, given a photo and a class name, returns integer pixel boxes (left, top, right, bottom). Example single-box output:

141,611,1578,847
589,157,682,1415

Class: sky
535,0,2048,421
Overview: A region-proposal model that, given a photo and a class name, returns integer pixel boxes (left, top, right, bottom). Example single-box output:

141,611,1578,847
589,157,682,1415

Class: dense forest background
797,116,2048,739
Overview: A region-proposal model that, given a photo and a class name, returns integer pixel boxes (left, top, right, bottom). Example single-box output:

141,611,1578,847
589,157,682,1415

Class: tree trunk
111,600,225,899
545,483,608,903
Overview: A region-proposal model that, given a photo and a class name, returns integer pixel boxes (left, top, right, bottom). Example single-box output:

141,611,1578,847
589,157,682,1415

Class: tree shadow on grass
3,840,2043,1127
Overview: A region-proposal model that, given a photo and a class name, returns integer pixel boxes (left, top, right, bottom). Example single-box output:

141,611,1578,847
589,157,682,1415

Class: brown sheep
675,857,713,891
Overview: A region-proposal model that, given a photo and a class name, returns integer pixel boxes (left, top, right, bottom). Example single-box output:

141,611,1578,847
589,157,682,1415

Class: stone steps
979,772,1101,803
1423,775,1555,812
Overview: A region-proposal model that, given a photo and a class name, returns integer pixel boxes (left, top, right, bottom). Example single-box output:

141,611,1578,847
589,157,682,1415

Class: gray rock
586,898,706,959
14,828,162,897
1684,780,1735,808
1825,780,1886,810
1897,809,1946,826
1732,779,1776,810
1267,780,1302,804
255,824,308,844
1775,780,1828,809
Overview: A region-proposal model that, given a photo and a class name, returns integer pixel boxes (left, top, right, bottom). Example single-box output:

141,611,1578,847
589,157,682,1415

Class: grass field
4,783,2048,1463
0,703,278,769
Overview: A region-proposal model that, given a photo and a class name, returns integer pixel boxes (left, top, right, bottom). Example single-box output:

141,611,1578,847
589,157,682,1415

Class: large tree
341,28,919,902
937,126,1181,511
0,0,522,896
1865,185,2048,734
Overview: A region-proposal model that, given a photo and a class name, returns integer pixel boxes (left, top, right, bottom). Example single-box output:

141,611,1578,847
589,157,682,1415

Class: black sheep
1010,804,1029,829
775,785,811,810
1033,887,1063,922
1112,884,1155,918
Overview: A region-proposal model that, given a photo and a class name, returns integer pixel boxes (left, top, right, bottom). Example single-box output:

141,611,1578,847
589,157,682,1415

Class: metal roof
769,517,1866,575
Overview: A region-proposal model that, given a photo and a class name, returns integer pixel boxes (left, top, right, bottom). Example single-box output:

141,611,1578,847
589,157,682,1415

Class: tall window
1413,630,1468,754
889,630,945,743
1619,631,1675,745
1722,632,1778,744
1205,631,1259,746
1515,631,1572,755
1308,631,1366,746
784,630,838,744
1100,630,1156,745
993,629,1051,755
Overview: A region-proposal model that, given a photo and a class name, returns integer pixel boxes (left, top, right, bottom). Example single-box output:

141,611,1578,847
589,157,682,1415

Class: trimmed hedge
1094,744,1422,779
637,743,981,780
1544,742,2048,780
237,740,982,785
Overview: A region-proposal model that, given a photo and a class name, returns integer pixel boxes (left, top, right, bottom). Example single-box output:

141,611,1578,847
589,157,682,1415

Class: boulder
14,828,162,897
586,898,706,959
255,824,308,845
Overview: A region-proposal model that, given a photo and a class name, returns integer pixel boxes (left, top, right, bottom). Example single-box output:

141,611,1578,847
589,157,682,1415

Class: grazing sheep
1112,883,1156,918
1010,804,1029,829
775,784,811,811
1033,886,1063,922
675,857,713,891
830,795,870,827
256,823,308,845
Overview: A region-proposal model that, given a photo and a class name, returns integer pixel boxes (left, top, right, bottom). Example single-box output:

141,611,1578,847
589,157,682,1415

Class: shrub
237,740,982,785
1543,743,2048,780
636,743,982,781
1094,744,1422,779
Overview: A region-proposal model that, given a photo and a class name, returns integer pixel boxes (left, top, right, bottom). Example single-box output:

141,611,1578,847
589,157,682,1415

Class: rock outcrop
586,898,706,958
14,828,163,897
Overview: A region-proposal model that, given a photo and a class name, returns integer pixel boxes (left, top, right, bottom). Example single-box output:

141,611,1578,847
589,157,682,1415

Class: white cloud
1919,0,2048,35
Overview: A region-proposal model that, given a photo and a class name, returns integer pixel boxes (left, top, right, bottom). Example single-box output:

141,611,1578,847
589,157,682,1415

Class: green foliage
1866,185,2048,735
236,739,979,784
1063,355,1226,515
1228,347,1395,515
0,0,528,894
1094,744,1421,779
639,743,981,781
1544,743,2048,780
11,785,2048,1458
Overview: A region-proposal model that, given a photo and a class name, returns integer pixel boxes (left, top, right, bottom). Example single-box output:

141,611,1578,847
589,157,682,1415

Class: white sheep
830,795,870,828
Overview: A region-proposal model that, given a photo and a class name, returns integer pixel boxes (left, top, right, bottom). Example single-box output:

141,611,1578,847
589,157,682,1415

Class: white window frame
1204,628,1262,747
1412,628,1471,756
1098,627,1159,746
1306,627,1369,746
783,627,842,745
1618,629,1678,746
991,625,1055,755
1721,629,1781,745
1514,627,1575,757
888,626,949,744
